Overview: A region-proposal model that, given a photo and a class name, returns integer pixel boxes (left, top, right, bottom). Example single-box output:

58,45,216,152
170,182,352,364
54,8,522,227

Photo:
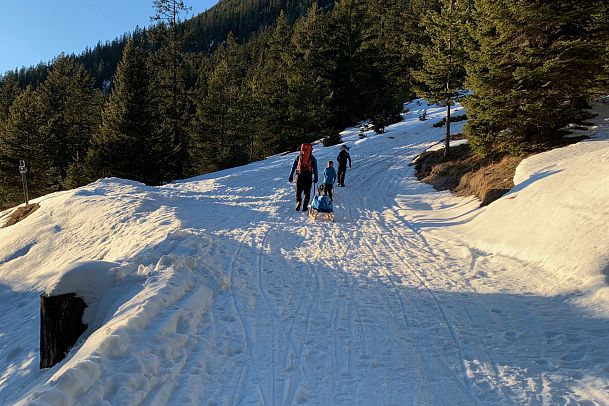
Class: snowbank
456,103,609,307
19,251,214,406
45,261,121,329
46,261,118,299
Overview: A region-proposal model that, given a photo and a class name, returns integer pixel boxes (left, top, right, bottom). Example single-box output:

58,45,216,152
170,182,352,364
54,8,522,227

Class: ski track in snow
1,102,609,405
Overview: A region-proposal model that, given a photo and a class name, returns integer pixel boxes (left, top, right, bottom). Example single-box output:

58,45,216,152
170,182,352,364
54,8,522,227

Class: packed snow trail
1,102,608,405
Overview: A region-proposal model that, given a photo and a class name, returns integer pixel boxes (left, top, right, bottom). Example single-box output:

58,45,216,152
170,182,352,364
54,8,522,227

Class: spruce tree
361,0,412,133
286,4,333,145
590,1,609,95
251,12,293,153
464,0,608,156
87,40,163,185
326,0,368,129
0,73,22,123
244,53,272,159
191,34,249,171
150,0,192,179
412,0,469,158
37,55,102,188
0,87,58,206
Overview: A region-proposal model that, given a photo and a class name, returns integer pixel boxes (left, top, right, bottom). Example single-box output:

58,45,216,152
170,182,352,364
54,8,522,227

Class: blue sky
0,0,217,74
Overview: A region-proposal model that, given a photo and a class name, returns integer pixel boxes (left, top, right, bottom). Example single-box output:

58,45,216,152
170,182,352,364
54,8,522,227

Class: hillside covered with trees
0,0,608,209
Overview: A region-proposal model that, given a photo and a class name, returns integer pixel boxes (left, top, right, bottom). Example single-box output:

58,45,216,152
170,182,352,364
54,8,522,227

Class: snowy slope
451,103,609,312
1,101,608,405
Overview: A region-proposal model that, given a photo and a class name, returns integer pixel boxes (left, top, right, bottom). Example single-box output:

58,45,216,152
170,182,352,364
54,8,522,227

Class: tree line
1,0,608,209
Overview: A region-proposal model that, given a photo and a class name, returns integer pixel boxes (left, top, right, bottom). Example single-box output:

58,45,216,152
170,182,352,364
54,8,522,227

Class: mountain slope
5,0,334,89
1,101,608,405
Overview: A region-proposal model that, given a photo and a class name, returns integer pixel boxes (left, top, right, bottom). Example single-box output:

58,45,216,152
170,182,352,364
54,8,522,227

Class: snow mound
46,261,118,299
457,102,609,308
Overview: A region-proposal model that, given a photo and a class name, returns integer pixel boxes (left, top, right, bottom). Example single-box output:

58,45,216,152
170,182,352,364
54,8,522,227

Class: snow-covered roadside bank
455,102,609,312
397,101,609,311
1,100,608,405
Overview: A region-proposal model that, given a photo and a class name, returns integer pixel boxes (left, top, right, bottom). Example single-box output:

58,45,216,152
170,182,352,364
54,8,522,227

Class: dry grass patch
414,143,523,206
3,203,40,228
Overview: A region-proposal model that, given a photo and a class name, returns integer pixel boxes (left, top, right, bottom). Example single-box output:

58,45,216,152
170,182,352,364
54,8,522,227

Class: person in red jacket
288,143,318,211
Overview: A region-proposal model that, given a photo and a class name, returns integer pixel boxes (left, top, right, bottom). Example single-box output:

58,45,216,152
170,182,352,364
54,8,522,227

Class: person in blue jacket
288,143,318,211
322,161,337,200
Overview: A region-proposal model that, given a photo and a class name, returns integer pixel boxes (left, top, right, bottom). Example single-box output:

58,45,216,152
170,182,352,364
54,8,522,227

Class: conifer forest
0,0,607,209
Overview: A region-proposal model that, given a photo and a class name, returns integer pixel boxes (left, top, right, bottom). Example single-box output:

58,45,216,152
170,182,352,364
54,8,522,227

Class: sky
0,0,218,74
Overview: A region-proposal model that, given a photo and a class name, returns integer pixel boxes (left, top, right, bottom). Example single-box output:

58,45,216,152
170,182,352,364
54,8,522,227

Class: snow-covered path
2,103,609,405
157,128,607,405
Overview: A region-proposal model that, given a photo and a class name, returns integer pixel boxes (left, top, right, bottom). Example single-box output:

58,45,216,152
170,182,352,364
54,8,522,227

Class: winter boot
295,201,302,211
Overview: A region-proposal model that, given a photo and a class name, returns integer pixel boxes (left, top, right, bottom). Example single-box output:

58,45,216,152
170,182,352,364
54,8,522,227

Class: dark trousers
324,184,333,200
337,166,347,186
295,174,313,207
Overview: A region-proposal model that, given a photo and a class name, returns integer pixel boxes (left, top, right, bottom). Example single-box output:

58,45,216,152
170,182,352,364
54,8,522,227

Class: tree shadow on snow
177,228,609,404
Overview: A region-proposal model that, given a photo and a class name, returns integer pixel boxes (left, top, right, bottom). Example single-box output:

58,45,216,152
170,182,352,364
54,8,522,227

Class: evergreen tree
590,1,609,95
37,55,102,189
151,0,193,179
191,34,249,171
361,0,412,132
251,12,293,153
0,73,22,122
285,4,333,145
412,0,469,158
0,87,58,207
87,40,164,185
464,0,608,156
243,52,271,159
326,0,368,129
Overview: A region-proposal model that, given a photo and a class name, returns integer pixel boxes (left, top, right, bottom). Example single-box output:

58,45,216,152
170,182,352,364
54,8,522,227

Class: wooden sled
309,208,334,222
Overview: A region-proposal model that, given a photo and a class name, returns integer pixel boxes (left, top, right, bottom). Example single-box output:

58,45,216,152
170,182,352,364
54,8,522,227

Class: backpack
297,143,313,173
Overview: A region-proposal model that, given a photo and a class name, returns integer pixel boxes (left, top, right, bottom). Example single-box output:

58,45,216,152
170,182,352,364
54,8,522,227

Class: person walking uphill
323,161,337,200
288,143,318,211
336,145,351,187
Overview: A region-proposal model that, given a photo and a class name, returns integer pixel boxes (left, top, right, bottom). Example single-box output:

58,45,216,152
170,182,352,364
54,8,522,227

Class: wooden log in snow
40,293,87,369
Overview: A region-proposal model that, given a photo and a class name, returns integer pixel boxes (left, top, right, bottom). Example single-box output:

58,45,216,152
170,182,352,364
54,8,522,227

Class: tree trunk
40,293,87,369
444,99,451,159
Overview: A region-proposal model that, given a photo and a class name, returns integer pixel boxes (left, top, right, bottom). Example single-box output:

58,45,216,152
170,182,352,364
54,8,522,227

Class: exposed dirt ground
3,203,40,228
414,144,523,206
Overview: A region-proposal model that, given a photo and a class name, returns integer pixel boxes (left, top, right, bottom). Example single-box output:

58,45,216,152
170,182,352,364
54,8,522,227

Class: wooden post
40,293,88,369
445,98,451,159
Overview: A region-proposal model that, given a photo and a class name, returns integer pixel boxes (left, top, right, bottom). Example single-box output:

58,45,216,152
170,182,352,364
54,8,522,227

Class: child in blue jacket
322,161,337,200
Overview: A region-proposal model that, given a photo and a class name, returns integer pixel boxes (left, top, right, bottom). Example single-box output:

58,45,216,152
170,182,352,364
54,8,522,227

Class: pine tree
191,34,249,171
361,0,412,133
464,0,608,156
37,55,102,188
285,4,333,145
326,0,368,129
150,0,193,179
412,0,469,158
0,87,58,206
0,73,22,123
251,12,293,153
86,40,164,185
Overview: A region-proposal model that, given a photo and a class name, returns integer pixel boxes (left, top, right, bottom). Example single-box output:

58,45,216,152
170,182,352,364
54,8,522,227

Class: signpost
19,160,29,206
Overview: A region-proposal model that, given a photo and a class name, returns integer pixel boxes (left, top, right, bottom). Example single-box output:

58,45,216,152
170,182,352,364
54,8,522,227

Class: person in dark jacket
336,145,351,187
288,143,318,211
